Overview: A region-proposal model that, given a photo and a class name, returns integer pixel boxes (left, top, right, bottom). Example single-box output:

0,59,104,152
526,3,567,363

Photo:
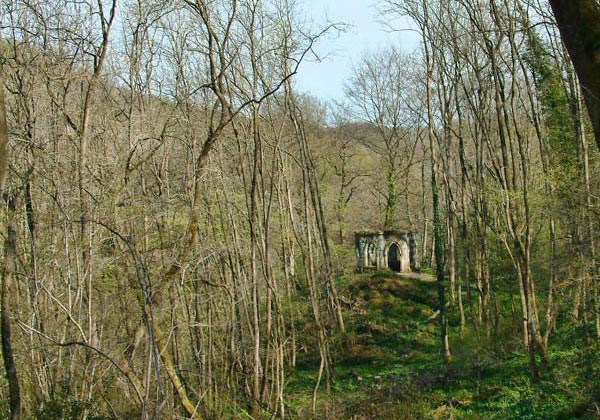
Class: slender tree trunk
422,0,450,366
385,167,398,229
576,87,600,338
421,158,429,266
0,53,8,194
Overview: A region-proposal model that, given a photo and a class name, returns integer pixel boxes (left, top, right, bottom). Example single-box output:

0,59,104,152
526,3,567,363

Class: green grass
285,272,600,419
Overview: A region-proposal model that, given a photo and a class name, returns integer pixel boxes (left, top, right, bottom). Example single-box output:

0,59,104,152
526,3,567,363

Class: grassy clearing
286,271,600,419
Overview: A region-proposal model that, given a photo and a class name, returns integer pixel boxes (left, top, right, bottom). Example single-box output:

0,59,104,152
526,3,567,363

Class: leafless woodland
1,0,600,419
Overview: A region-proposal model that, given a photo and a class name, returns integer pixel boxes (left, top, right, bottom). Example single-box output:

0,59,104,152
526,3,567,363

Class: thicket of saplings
0,0,599,419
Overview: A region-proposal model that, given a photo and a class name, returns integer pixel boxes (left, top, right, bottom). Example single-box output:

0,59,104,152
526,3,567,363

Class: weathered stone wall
355,231,419,273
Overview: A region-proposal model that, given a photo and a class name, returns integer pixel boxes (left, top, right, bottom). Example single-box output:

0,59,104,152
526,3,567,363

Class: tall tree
345,48,418,229
549,0,600,148
0,35,21,420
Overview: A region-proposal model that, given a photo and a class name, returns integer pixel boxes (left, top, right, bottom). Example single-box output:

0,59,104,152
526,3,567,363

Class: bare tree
345,47,418,229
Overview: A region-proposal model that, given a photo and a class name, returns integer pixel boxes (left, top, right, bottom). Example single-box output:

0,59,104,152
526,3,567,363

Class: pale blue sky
295,0,417,102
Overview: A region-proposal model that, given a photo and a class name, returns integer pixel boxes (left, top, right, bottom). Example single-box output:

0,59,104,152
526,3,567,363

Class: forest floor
287,271,600,419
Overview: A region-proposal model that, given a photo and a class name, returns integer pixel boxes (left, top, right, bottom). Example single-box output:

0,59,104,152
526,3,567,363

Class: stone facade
355,231,419,273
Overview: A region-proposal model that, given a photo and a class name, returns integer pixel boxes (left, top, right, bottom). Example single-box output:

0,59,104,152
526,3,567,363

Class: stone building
355,231,419,273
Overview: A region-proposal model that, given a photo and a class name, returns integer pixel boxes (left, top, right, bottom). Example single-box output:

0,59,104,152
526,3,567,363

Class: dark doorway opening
388,243,401,272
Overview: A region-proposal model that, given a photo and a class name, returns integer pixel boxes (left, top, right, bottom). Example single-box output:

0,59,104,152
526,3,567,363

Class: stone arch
366,242,377,267
387,240,410,272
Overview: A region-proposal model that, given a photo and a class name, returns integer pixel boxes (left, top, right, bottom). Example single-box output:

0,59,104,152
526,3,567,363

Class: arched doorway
387,241,410,272
387,243,401,272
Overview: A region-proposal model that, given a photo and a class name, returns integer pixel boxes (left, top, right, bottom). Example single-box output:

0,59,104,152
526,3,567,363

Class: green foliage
331,245,358,275
385,169,398,229
522,14,580,189
288,271,600,419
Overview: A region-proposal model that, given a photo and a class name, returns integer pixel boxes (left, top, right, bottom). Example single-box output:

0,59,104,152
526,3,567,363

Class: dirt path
396,271,436,282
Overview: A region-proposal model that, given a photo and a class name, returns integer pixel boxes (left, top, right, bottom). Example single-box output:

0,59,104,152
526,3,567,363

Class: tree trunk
549,0,600,148
0,208,21,420
0,59,8,195
0,51,21,420
422,0,451,366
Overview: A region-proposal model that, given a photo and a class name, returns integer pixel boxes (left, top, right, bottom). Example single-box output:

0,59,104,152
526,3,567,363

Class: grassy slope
287,271,600,419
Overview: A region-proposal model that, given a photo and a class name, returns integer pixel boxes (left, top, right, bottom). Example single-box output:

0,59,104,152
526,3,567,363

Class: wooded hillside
1,0,599,419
